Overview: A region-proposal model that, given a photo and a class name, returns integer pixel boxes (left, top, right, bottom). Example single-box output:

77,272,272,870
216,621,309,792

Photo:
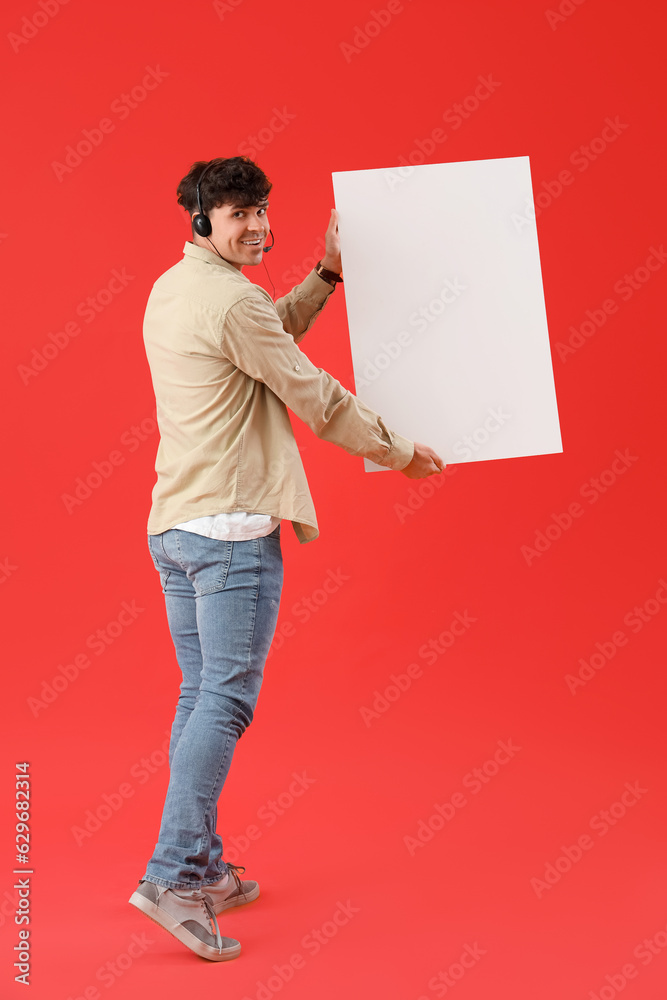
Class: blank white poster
331,156,563,471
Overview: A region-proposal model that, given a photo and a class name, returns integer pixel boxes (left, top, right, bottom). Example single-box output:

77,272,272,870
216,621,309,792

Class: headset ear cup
193,212,212,238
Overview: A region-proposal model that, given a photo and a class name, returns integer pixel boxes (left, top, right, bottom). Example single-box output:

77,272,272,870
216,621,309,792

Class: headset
193,158,274,252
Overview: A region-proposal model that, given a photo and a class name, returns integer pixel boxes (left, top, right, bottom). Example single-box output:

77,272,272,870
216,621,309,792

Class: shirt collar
182,240,248,278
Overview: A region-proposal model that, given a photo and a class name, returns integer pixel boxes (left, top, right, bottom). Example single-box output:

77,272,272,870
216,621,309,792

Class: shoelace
224,862,247,890
186,889,223,953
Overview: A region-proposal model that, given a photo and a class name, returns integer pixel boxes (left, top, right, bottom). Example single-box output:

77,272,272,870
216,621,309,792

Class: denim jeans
141,524,283,889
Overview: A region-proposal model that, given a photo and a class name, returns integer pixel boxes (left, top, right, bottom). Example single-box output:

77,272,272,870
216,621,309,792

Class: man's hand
400,441,446,479
321,209,342,274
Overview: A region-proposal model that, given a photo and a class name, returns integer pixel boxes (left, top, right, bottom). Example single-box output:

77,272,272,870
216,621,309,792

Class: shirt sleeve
220,291,414,471
273,268,336,344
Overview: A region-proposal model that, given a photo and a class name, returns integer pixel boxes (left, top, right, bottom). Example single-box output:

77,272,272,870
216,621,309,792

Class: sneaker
129,881,241,961
206,863,260,915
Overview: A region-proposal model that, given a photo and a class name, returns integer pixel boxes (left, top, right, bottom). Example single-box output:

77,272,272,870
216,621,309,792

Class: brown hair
176,156,272,233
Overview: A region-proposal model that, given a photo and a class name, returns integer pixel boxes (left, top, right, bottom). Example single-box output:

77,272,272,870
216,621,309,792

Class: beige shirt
143,241,415,544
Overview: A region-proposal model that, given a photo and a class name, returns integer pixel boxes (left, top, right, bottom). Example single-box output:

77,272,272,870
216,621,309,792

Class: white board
331,156,563,471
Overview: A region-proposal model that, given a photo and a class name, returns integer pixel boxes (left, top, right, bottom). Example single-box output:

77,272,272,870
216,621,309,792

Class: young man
129,156,444,961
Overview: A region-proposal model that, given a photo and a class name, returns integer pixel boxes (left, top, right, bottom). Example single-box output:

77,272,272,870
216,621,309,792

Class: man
129,156,444,961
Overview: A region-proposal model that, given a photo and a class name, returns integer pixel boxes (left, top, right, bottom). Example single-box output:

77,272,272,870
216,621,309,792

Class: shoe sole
213,883,260,915
129,891,241,962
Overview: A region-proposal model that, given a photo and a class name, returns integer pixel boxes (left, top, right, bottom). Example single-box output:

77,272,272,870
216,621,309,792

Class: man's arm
220,292,414,471
273,268,337,345
273,209,342,344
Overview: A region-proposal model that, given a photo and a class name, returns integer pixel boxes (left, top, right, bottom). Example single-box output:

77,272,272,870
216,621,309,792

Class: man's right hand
400,441,446,479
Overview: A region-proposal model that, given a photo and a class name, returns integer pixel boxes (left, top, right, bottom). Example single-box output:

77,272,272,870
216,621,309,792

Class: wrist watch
315,260,343,286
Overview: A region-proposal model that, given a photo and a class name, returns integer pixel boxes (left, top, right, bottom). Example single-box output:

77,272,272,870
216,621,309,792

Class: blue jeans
142,525,283,889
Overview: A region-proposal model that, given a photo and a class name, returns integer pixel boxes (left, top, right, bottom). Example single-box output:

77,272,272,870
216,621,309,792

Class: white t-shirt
172,511,281,541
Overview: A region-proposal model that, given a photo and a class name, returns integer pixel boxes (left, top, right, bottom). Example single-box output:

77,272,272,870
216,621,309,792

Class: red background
2,0,666,997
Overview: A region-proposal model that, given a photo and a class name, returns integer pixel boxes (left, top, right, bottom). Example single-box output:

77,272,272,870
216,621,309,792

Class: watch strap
315,260,343,285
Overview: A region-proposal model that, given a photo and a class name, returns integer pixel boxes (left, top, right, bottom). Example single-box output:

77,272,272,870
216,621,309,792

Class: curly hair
177,156,272,233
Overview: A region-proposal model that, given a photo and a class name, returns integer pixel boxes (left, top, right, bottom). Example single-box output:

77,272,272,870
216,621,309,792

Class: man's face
193,199,270,271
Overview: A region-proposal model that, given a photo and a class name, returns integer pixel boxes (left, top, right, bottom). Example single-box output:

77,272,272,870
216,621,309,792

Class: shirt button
294,364,300,371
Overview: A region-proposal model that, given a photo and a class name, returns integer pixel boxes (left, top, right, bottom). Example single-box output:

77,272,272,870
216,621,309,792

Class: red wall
2,0,666,997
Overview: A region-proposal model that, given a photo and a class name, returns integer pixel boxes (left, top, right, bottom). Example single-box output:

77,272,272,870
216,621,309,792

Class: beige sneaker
206,863,260,915
129,881,241,961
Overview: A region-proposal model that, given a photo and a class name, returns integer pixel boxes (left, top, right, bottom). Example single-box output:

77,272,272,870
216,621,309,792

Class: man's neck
191,238,244,272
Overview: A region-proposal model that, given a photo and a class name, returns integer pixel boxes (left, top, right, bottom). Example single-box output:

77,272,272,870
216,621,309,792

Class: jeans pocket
148,535,171,592
186,537,235,597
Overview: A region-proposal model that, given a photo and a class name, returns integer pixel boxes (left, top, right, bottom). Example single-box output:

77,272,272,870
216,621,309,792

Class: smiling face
192,199,270,271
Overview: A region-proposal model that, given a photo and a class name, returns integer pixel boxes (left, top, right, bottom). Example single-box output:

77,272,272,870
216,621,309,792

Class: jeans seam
193,728,234,867
238,536,261,719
